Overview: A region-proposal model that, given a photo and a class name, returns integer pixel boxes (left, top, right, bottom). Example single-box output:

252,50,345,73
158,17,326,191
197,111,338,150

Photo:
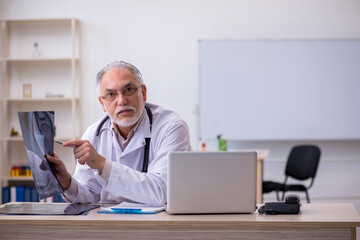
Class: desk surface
0,203,359,240
0,203,358,225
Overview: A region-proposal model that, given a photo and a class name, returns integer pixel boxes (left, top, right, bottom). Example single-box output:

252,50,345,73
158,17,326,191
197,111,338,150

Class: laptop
166,151,257,214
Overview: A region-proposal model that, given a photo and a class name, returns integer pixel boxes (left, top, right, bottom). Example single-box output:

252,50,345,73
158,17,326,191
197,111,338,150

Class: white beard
105,105,143,128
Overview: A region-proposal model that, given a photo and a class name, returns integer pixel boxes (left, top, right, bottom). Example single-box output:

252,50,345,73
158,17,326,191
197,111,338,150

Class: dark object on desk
0,202,100,215
263,145,321,203
258,194,301,215
63,203,100,215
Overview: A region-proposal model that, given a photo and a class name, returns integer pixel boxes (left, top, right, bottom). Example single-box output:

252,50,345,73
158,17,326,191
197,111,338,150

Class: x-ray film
18,111,63,200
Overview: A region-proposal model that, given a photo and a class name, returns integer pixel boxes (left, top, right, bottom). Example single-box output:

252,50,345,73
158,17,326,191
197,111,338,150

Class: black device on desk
258,195,301,215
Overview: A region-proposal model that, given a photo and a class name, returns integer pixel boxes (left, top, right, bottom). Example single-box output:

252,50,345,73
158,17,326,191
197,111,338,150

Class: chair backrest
284,145,321,180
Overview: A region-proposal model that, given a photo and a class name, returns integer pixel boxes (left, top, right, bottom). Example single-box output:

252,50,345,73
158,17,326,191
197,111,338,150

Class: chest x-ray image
18,111,63,200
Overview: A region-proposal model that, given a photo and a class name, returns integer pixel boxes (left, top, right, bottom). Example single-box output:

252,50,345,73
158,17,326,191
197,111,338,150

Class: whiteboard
199,40,360,140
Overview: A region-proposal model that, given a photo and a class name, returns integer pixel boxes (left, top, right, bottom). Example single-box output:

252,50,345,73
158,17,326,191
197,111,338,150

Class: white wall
1,0,359,146
1,0,360,211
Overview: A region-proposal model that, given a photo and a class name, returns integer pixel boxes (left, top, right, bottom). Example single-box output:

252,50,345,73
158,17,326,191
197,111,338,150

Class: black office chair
263,145,321,203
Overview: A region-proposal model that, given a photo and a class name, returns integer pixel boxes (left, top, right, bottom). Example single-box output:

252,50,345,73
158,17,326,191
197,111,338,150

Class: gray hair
96,61,143,95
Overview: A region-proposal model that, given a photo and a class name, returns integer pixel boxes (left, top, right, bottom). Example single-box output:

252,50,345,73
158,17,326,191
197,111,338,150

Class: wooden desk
0,203,358,240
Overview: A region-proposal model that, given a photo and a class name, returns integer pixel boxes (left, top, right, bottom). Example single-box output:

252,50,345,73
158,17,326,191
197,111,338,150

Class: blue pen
111,208,142,214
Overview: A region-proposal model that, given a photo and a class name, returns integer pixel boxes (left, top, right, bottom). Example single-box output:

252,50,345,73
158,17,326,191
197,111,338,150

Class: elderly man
46,61,192,206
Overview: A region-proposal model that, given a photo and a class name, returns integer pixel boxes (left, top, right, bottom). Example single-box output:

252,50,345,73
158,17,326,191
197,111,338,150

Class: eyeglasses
100,84,142,102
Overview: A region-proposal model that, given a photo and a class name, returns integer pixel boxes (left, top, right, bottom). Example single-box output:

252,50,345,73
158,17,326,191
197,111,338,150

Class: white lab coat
65,103,192,206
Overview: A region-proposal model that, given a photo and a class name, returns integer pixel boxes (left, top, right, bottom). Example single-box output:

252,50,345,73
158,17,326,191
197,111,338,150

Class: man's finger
63,139,85,147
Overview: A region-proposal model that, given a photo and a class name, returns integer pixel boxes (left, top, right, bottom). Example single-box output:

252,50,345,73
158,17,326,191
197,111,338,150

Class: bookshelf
0,18,80,203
